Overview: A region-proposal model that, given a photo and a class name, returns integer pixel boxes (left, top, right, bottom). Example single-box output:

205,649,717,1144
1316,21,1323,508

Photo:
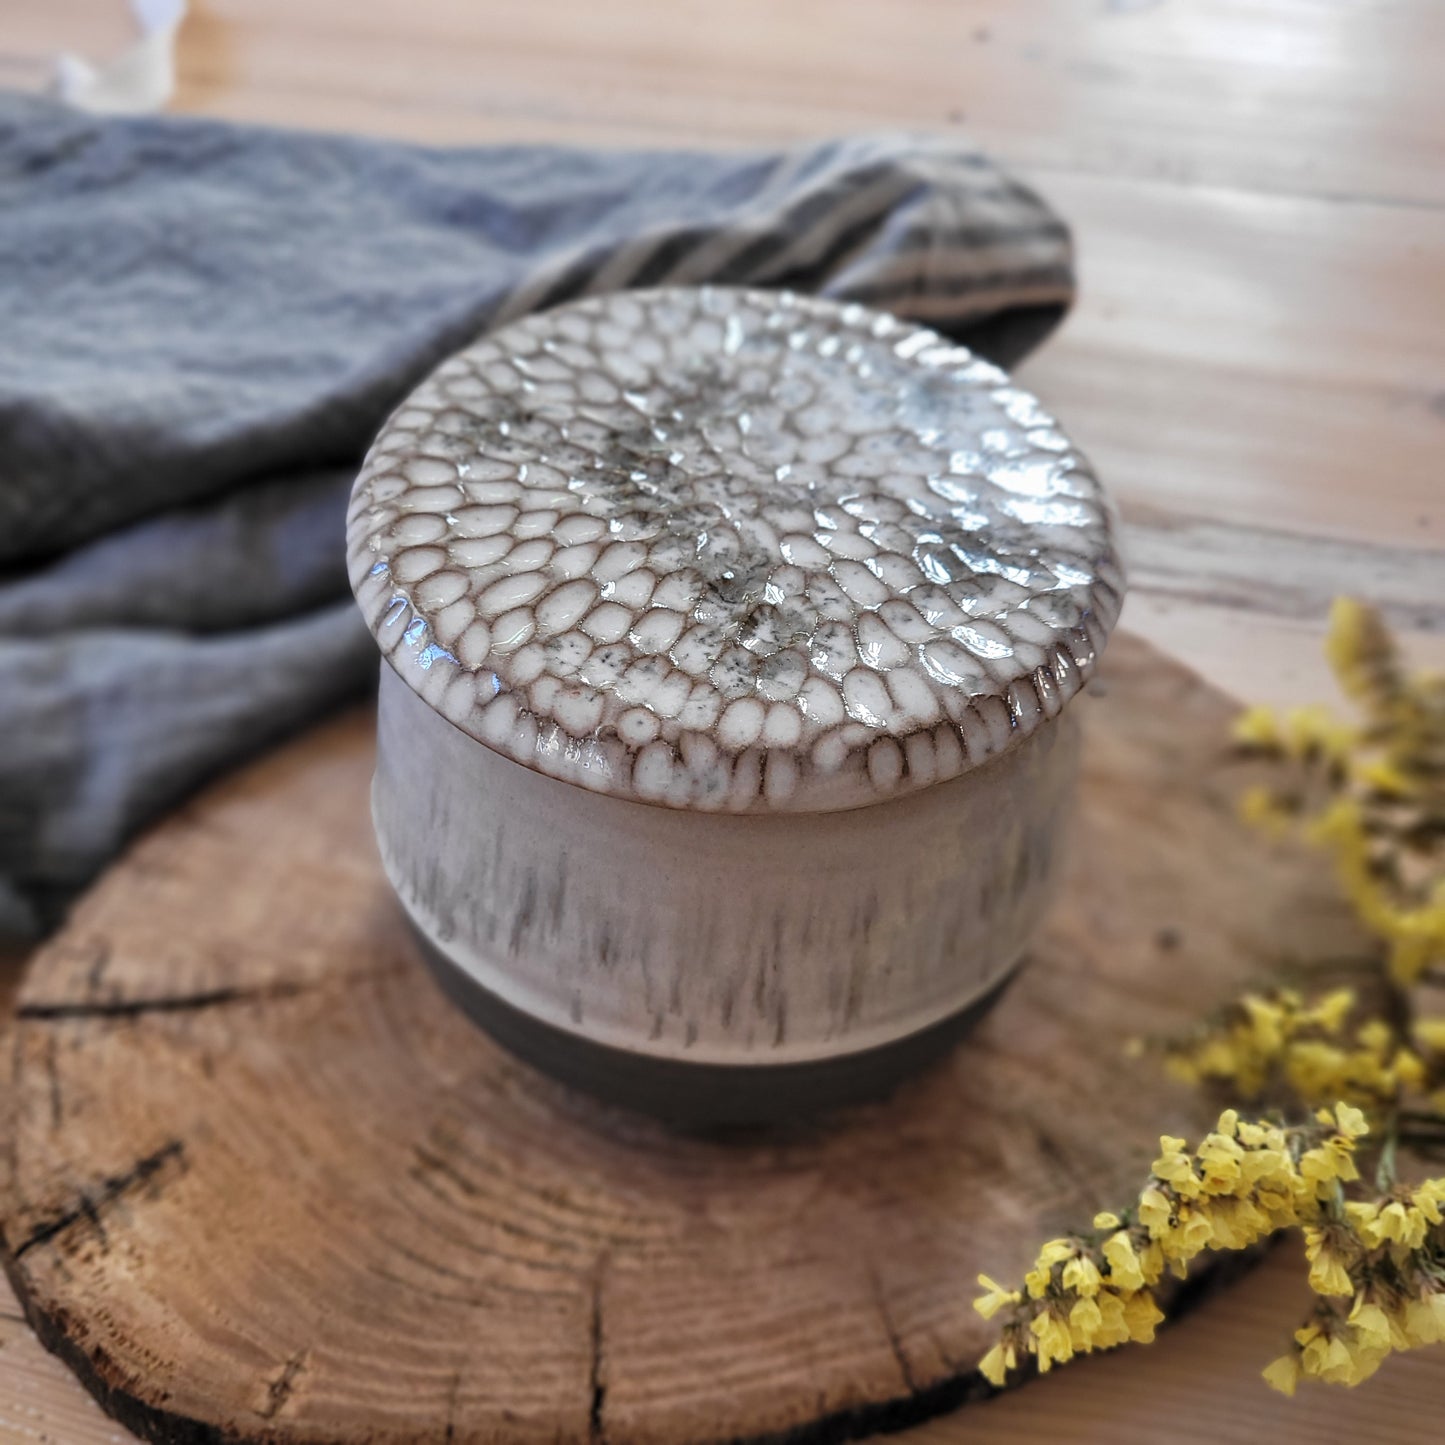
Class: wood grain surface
0,636,1389,1443
2,0,1444,1440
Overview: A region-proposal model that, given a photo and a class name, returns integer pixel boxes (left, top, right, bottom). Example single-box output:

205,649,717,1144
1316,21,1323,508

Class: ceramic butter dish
347,287,1124,1123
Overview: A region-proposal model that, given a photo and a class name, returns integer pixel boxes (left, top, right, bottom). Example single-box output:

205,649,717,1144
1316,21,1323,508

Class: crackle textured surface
347,288,1123,811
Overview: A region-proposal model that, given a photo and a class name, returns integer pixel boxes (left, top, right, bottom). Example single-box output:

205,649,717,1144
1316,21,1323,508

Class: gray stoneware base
411,924,1019,1129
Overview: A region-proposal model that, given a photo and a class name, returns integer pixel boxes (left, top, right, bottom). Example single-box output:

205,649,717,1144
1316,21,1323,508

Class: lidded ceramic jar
348,287,1124,1124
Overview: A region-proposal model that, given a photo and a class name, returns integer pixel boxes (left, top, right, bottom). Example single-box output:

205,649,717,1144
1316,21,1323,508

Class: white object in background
53,0,187,114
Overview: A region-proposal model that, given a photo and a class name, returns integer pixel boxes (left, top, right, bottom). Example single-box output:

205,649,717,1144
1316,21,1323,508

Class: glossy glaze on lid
347,287,1124,811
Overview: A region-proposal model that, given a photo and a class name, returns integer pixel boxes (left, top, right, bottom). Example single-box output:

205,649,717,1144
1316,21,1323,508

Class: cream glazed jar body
348,288,1124,1123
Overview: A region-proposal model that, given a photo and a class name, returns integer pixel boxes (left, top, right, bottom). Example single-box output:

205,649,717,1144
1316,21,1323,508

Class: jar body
373,660,1079,1121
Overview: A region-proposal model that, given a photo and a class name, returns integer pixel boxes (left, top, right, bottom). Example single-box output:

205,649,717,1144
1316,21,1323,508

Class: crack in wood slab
42,1032,61,1130
444,1370,461,1442
258,1350,308,1421
17,982,312,1022
589,1263,608,1444
16,965,404,1023
867,1264,918,1394
8,1141,185,1261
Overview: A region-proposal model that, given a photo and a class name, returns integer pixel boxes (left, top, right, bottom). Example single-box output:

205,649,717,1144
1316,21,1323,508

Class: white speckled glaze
376,663,1078,1065
349,287,1123,1087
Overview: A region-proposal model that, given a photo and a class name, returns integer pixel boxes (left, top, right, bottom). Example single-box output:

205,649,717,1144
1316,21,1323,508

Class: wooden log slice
0,634,1367,1444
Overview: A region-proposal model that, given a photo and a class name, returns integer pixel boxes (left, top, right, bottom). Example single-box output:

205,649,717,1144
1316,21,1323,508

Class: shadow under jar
348,287,1124,1126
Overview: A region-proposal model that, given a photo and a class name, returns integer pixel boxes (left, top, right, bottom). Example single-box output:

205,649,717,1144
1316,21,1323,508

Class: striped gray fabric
0,93,1074,937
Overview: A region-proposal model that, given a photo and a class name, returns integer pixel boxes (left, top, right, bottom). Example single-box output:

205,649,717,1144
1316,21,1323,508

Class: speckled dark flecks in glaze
348,287,1123,810
372,666,1078,1063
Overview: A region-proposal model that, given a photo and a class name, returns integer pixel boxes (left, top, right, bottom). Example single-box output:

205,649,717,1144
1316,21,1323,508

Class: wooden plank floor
3,1,1444,1441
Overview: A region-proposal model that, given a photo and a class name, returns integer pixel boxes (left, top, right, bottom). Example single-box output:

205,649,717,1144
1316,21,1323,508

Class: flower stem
1377,1116,1400,1191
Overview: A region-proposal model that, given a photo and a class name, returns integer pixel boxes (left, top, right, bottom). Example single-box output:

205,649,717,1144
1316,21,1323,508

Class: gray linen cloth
0,92,1074,939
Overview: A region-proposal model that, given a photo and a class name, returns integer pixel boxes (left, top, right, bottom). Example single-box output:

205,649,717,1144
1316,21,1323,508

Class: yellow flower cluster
1233,703,1355,776
1265,1292,1445,1395
974,1106,1369,1387
1265,1176,1445,1392
1159,987,1425,1110
1309,798,1445,987
1412,1018,1445,1110
1327,595,1445,785
1234,597,1445,985
1346,1179,1445,1250
974,1222,1167,1387
976,607,1445,1403
1326,596,1404,723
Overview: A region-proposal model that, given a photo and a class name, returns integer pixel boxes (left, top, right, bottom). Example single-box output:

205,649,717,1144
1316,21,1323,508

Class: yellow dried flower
1023,1238,1074,1299
1152,1136,1202,1197
1402,1294,1445,1347
1233,704,1284,751
1331,1103,1369,1138
1345,1182,1444,1251
1154,985,1427,1112
1205,1195,1272,1250
1121,1291,1165,1343
975,1106,1400,1390
1067,1294,1103,1344
1326,597,1402,719
1061,1255,1103,1298
972,1274,1021,1321
1102,1231,1146,1292
978,1340,1015,1387
1088,1289,1133,1349
1385,889,1445,987
1233,599,1445,987
1414,1017,1445,1053
1030,1309,1075,1372
1196,1130,1245,1194
1297,1145,1357,1192
1302,1226,1356,1296
1308,989,1357,1033
1262,1352,1301,1396
983,595,1445,1401
1137,1186,1172,1235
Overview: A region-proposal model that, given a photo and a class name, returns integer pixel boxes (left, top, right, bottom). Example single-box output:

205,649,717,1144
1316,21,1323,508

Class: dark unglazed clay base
411,925,1019,1129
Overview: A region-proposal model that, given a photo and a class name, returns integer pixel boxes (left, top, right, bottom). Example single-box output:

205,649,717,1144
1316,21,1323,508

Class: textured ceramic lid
348,287,1124,812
